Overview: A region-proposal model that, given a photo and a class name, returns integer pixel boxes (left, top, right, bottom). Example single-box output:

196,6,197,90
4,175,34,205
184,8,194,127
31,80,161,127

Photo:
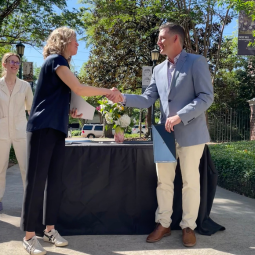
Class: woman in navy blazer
21,27,122,255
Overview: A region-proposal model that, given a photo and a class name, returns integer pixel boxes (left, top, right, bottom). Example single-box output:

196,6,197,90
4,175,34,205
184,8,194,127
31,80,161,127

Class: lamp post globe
16,42,25,79
16,42,25,57
151,48,160,66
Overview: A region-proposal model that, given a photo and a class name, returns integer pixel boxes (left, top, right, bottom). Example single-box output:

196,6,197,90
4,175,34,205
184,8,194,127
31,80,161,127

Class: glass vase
114,126,124,143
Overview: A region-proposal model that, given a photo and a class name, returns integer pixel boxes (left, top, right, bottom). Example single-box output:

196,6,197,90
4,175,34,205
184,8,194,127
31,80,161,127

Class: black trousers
21,128,65,232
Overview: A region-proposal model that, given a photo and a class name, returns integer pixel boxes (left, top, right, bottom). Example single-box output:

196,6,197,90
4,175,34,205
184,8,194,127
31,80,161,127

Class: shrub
71,130,81,136
209,141,255,198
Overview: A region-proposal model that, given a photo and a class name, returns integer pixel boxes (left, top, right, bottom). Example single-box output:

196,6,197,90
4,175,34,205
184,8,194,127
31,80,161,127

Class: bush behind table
71,130,82,136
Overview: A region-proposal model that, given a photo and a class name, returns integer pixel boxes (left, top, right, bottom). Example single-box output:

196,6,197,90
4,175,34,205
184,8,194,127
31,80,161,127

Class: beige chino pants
0,138,27,201
155,142,205,230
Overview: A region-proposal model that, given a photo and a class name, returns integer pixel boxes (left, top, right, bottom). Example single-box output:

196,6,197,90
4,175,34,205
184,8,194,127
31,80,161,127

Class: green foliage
78,0,255,103
124,133,143,138
211,36,255,113
0,44,13,75
71,130,81,136
79,0,255,131
9,146,17,164
80,95,103,108
218,0,255,20
0,44,13,58
79,0,164,91
0,0,84,47
209,141,255,198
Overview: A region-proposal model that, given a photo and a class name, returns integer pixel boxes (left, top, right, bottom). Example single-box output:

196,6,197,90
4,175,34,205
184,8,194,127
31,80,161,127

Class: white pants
155,143,205,230
0,138,27,201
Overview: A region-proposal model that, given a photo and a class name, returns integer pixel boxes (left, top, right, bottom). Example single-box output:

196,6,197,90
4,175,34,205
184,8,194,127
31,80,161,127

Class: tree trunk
0,0,22,20
99,112,103,124
139,109,142,138
145,106,152,137
212,7,231,85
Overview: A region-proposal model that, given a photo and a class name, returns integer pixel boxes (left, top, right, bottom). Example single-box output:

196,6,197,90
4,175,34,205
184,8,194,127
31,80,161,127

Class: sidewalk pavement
0,164,254,255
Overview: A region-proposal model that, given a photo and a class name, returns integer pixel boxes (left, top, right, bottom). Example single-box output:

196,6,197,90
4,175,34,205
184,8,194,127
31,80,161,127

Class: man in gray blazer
109,22,213,247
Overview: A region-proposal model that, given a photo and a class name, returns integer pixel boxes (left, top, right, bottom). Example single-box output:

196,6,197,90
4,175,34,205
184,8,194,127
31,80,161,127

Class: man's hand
70,108,83,118
106,88,124,103
165,115,181,133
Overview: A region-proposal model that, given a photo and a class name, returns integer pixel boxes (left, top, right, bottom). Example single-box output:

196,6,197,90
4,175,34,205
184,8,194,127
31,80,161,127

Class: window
83,125,93,130
94,126,103,131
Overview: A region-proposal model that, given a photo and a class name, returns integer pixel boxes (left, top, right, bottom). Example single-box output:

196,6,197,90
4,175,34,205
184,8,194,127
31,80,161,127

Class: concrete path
0,165,254,255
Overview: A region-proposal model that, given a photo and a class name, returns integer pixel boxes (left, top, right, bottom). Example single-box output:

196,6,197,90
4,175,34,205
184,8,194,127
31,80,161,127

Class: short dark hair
159,22,185,46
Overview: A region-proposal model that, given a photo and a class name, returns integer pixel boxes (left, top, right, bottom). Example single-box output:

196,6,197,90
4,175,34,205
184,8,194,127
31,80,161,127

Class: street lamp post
16,42,25,79
150,47,160,139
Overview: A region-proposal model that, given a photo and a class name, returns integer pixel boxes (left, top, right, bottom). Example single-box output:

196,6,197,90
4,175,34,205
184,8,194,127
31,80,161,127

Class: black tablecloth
36,141,225,236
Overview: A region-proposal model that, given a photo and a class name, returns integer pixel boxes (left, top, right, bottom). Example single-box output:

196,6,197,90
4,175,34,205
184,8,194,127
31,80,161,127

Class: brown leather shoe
146,223,171,243
182,227,196,247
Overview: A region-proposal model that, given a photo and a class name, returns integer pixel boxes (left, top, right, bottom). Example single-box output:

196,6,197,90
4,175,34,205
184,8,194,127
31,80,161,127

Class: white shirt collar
168,50,182,66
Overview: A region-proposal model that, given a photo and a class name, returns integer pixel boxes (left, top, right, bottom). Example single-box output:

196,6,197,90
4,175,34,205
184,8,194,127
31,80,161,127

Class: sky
25,0,89,73
24,1,239,73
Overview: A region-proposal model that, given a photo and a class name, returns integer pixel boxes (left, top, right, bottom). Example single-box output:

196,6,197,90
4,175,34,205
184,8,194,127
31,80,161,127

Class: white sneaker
23,236,46,255
43,229,68,247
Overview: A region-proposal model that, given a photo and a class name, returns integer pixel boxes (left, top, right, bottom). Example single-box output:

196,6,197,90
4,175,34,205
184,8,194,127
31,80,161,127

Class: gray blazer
125,50,214,147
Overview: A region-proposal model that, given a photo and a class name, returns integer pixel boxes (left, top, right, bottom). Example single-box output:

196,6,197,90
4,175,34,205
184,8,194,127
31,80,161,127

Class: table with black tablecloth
36,141,225,236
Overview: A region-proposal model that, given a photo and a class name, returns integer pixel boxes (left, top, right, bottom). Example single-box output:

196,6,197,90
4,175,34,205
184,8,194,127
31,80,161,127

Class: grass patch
124,133,143,138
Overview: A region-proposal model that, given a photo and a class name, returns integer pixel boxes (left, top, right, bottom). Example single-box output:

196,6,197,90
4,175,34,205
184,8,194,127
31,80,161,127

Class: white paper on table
70,91,95,120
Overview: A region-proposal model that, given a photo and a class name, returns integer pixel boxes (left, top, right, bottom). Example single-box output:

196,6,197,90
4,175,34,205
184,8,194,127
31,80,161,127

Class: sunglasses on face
6,60,21,66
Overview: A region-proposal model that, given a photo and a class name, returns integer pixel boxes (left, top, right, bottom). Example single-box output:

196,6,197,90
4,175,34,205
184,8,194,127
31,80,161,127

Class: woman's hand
70,108,83,118
106,88,124,103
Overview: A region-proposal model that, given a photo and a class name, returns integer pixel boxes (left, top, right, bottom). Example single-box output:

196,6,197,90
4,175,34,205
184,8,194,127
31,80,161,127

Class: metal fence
208,108,250,142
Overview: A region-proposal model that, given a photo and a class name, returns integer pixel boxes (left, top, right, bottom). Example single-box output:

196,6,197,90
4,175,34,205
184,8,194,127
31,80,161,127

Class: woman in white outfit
0,52,33,211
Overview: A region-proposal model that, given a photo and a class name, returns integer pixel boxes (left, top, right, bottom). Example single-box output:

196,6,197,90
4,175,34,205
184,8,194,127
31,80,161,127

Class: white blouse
0,77,33,139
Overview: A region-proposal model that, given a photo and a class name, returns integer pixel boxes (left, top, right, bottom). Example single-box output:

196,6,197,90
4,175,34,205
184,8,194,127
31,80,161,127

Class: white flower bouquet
97,99,135,142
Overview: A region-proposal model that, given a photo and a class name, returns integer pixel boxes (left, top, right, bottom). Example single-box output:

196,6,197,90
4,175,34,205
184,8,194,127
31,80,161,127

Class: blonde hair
1,52,21,77
43,27,76,63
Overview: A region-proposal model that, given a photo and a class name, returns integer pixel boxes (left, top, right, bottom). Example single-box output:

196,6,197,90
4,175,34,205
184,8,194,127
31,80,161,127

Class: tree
79,0,255,134
0,44,13,75
79,0,166,136
0,0,84,47
212,35,255,113
80,0,255,88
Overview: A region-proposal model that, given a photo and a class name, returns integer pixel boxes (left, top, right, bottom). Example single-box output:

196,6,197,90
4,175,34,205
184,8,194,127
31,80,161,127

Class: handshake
106,88,124,103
